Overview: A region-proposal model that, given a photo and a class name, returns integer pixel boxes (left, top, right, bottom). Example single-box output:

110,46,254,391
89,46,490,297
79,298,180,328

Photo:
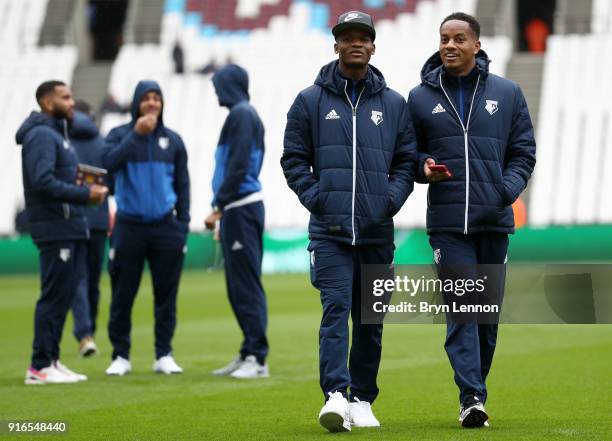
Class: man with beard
281,11,417,432
16,80,108,384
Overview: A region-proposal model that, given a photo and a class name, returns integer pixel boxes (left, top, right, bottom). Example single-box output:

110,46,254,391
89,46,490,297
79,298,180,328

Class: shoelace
352,397,370,408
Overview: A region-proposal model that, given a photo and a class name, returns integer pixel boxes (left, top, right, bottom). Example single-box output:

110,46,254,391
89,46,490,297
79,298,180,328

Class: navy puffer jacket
281,60,417,245
15,112,90,244
408,50,536,234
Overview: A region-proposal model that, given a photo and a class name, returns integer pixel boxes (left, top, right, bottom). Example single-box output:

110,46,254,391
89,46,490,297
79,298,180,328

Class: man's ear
372,43,376,55
334,42,338,54
474,39,481,54
40,95,53,113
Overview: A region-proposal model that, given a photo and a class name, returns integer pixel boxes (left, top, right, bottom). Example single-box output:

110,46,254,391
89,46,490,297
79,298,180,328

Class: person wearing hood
16,80,108,385
407,13,536,428
204,64,269,379
68,101,110,358
102,80,190,376
281,11,417,432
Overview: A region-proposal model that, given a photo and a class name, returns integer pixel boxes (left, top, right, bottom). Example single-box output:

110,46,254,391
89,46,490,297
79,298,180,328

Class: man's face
46,85,74,120
439,20,480,75
138,91,162,118
334,29,375,69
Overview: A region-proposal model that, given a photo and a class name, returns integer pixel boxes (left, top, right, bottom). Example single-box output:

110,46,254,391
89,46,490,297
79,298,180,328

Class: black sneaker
459,395,488,428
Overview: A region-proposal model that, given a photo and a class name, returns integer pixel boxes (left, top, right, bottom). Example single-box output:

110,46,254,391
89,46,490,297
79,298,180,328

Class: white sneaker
350,397,380,427
212,355,243,376
230,355,269,379
25,365,78,385
54,360,87,381
153,355,183,374
319,391,351,432
105,356,131,376
79,337,99,357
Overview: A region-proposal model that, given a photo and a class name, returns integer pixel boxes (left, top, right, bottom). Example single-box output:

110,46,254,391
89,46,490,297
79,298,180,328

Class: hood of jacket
420,49,491,88
130,80,164,123
314,59,386,97
69,110,99,139
212,64,250,108
15,111,65,146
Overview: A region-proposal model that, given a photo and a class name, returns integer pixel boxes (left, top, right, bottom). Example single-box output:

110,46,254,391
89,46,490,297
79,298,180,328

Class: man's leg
107,219,146,360
308,239,353,400
475,232,508,403
71,260,92,342
147,217,186,359
219,203,269,364
87,230,107,336
429,232,485,404
31,241,80,370
348,243,394,404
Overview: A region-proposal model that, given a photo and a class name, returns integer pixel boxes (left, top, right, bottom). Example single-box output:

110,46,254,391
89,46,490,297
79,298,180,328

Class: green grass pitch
0,271,611,440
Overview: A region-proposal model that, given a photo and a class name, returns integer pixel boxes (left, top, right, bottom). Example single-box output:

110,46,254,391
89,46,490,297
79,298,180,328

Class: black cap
332,11,376,41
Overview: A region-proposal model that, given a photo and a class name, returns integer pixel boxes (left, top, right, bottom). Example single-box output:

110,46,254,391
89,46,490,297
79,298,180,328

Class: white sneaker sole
25,375,77,385
106,370,130,376
154,368,183,375
319,412,351,432
351,421,381,428
230,371,269,379
25,377,45,385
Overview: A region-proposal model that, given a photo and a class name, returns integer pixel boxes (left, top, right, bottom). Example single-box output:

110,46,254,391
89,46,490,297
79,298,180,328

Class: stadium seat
529,34,612,226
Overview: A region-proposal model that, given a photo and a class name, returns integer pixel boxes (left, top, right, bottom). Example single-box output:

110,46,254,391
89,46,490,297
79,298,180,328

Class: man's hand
204,211,222,230
424,158,452,183
88,184,109,205
134,114,158,135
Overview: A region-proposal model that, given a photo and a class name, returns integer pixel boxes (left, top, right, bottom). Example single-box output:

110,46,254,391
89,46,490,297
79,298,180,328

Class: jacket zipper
343,81,365,246
439,74,480,234
62,120,71,220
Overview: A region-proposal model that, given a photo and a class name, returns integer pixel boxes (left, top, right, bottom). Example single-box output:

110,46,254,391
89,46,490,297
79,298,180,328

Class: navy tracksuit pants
308,238,394,404
72,230,106,340
429,232,508,405
31,240,86,370
108,215,186,360
219,201,268,364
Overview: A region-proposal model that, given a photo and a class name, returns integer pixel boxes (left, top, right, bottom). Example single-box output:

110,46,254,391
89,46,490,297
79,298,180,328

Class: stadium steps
504,52,544,209
71,62,113,117
38,0,75,45
125,0,165,44
505,53,544,131
555,0,592,34
475,0,513,37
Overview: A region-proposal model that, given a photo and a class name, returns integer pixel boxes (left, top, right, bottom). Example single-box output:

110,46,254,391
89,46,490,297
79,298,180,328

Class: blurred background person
17,81,108,385
103,80,190,376
68,99,110,357
205,64,269,379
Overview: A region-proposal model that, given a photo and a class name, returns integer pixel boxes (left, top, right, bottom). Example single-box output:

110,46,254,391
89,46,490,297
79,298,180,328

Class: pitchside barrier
0,225,611,275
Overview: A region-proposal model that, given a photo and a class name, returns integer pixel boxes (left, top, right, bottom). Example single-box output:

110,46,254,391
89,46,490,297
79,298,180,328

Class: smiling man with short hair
407,12,536,427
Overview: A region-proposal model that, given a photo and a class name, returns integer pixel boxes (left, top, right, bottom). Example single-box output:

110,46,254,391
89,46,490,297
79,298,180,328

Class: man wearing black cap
281,10,417,432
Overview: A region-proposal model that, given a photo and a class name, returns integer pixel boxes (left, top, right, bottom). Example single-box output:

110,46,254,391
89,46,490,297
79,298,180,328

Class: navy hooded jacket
15,111,90,244
211,64,264,210
408,50,536,234
70,111,109,232
103,80,190,227
281,60,417,245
